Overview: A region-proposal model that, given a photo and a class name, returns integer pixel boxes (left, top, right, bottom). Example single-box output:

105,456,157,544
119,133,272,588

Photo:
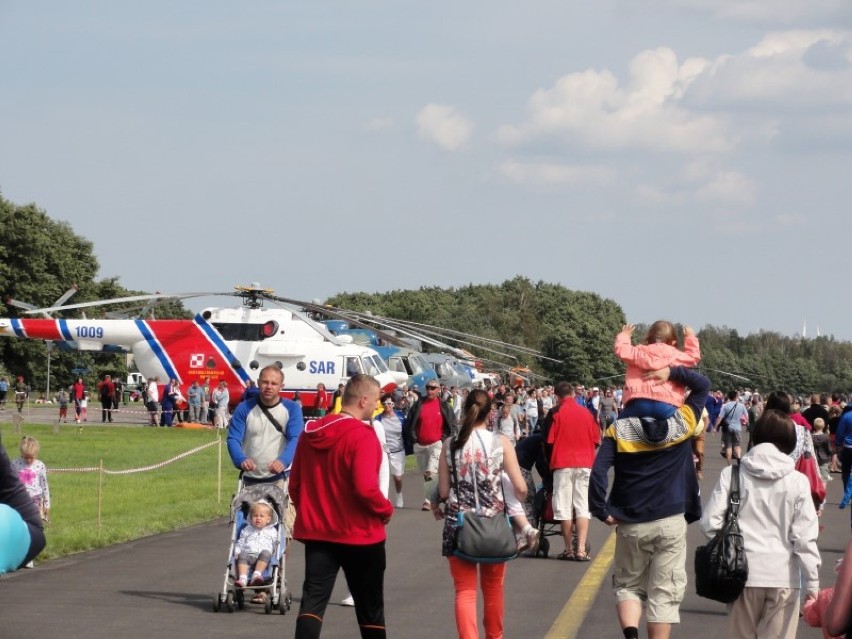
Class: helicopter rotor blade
23,292,229,315
344,312,520,362
53,285,79,308
7,299,38,312
328,307,560,363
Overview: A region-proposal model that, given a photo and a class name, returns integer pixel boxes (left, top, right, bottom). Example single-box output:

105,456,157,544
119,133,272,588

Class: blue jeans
620,399,677,420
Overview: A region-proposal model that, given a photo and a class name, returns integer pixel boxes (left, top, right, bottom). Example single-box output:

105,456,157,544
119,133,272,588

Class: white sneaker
395,493,404,508
340,595,355,607
24,561,34,569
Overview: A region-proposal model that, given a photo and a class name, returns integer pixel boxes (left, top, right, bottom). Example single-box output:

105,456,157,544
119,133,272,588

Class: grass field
1,422,237,561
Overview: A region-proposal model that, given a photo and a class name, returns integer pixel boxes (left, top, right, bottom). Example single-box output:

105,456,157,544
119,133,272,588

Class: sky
1,1,851,340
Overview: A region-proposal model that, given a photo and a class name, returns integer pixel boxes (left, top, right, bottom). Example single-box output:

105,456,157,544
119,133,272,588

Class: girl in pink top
615,321,701,420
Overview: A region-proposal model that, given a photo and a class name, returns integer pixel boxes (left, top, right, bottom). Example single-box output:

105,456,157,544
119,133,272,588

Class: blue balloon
0,504,30,574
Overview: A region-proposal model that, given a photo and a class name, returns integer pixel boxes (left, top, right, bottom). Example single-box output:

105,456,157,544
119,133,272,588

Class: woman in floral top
11,436,50,522
434,389,526,639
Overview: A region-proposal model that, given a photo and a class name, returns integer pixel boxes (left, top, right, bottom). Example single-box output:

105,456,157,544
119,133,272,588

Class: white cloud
667,0,852,24
635,184,688,205
498,160,616,186
635,163,756,207
498,47,733,154
416,104,473,151
364,117,394,131
686,30,852,109
694,171,757,205
500,30,852,160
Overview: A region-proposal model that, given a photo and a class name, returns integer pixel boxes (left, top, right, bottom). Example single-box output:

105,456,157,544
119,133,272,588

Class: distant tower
802,320,807,339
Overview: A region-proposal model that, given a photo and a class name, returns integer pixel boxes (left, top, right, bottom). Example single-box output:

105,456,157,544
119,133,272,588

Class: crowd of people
215,322,851,638
4,318,852,638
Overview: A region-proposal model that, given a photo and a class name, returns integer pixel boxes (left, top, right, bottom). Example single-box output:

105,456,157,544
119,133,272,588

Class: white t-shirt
371,418,390,499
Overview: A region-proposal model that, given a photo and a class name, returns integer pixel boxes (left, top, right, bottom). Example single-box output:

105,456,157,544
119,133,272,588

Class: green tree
0,194,189,394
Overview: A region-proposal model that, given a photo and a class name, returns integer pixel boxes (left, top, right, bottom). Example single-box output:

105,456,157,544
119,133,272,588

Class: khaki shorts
414,440,442,476
552,467,591,520
612,515,687,624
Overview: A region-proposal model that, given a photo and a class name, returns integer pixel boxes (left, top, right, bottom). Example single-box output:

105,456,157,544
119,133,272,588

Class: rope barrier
48,438,221,475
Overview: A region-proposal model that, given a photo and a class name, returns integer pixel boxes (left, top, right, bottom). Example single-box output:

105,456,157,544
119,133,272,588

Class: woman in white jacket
700,409,821,639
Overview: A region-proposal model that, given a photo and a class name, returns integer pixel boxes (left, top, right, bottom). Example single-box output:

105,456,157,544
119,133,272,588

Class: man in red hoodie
289,374,394,639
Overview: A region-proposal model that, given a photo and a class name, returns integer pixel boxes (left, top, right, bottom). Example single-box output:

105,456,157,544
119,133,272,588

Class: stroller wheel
235,588,245,610
225,592,235,613
213,594,223,612
264,594,273,615
278,589,290,615
538,536,550,558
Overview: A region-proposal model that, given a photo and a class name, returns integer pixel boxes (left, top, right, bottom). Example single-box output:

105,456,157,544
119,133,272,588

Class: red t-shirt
547,401,600,469
315,389,328,410
417,399,443,445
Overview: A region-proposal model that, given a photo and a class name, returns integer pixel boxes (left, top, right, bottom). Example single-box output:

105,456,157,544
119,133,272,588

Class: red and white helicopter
0,285,397,408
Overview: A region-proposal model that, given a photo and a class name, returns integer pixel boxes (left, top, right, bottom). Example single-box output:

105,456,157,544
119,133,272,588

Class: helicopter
0,285,398,408
320,319,439,392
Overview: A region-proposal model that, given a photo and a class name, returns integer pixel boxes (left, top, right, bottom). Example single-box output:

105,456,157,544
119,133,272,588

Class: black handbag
695,460,748,603
450,431,517,564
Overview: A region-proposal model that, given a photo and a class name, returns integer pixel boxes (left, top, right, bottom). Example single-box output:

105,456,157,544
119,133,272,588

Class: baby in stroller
215,483,291,613
234,501,277,588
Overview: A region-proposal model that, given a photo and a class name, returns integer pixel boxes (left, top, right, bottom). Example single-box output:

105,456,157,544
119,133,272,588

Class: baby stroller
531,486,590,559
214,482,292,614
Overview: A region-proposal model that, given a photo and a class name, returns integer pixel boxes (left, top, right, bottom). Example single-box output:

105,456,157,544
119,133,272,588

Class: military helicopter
0,284,398,408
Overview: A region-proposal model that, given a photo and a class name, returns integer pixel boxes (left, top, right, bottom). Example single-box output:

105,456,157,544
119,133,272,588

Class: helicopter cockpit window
212,323,274,341
388,357,406,374
438,362,454,378
408,356,424,375
345,357,363,377
361,356,380,376
370,355,389,373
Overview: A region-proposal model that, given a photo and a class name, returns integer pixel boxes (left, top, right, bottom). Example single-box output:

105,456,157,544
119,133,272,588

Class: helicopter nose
381,381,397,394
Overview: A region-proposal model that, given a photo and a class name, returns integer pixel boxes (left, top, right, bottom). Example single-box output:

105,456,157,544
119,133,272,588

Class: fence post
217,435,222,504
98,459,104,536
12,412,23,435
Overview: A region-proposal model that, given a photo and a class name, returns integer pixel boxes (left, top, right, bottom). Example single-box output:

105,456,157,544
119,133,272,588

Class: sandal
556,550,574,561
251,592,268,604
573,552,591,562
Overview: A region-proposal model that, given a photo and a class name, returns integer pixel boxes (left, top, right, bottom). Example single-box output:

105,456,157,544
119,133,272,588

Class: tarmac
0,406,848,638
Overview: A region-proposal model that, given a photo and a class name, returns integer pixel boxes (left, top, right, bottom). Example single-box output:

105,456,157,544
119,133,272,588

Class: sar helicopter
320,320,439,392
0,285,398,408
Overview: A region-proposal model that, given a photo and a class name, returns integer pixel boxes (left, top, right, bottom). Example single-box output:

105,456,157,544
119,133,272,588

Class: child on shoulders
615,321,700,420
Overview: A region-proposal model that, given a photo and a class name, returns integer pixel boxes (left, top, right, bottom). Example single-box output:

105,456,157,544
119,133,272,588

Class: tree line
328,278,852,396
3,193,851,397
0,194,188,392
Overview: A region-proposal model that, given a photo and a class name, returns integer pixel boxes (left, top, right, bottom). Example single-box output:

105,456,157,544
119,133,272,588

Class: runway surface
0,409,847,638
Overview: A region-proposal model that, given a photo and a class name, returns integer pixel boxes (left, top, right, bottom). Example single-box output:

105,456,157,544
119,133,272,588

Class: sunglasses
383,401,394,405
426,386,439,390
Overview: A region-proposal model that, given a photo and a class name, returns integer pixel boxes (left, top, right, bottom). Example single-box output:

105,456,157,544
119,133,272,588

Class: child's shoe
250,572,264,586
234,575,247,588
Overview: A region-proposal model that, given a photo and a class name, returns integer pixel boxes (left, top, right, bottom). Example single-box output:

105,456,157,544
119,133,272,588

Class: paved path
0,413,848,638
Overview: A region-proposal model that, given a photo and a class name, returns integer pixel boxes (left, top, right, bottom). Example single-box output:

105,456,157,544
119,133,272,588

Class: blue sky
2,1,851,339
